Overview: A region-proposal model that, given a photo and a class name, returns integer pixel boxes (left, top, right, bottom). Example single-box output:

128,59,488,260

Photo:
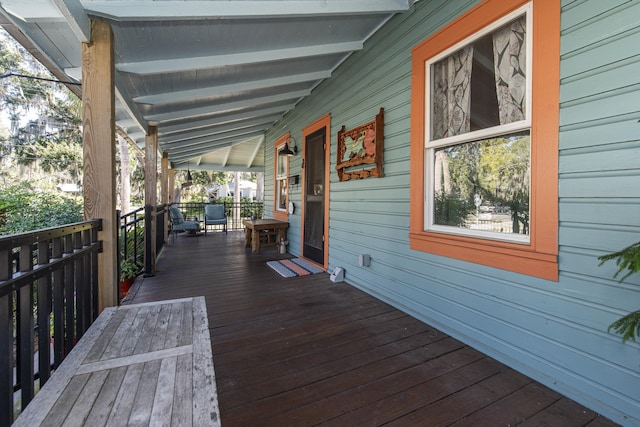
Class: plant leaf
608,310,640,343
598,241,640,283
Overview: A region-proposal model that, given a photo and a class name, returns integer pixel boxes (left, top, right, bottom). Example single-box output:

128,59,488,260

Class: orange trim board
409,0,559,281
301,114,331,269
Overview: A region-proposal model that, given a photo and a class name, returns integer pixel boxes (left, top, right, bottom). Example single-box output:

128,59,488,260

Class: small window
426,8,531,243
273,134,290,219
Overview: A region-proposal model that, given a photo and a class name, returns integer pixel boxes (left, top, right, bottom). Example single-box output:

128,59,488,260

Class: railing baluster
0,248,13,426
51,236,64,368
74,231,85,336
37,240,52,386
81,229,91,332
63,234,75,355
18,243,34,409
91,225,99,317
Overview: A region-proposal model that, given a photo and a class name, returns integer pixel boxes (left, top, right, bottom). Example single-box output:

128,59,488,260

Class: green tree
433,133,530,234
477,133,530,233
0,28,83,190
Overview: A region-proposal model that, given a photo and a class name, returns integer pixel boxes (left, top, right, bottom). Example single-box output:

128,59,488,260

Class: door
303,128,326,265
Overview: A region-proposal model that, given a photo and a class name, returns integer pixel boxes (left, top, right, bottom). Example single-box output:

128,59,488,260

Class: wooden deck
127,231,618,426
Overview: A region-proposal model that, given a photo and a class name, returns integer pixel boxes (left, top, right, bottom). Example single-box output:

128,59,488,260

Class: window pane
277,150,287,178
277,178,287,210
433,131,530,236
430,14,527,141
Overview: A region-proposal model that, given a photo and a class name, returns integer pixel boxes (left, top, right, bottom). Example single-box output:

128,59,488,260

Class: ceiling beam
222,146,232,168
171,162,263,173
0,10,83,98
126,131,146,143
0,0,63,21
115,118,139,132
116,128,144,157
247,136,264,169
164,131,265,156
157,106,289,135
115,77,149,134
117,41,363,75
161,124,269,149
133,70,331,106
144,89,309,124
53,0,90,42
85,1,410,21
159,116,278,144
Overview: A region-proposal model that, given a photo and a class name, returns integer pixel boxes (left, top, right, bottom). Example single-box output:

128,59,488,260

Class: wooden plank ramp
13,297,220,426
128,232,621,426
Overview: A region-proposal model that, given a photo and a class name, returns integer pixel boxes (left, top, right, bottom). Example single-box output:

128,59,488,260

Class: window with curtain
426,7,531,242
275,145,289,213
410,0,559,280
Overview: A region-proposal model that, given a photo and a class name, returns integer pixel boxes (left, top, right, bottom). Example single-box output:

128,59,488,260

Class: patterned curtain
431,46,473,140
492,15,526,125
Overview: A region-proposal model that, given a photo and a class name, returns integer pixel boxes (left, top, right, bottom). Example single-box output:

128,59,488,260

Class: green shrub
0,184,83,235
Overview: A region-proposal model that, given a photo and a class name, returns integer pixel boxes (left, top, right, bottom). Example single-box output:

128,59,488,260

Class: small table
243,219,289,253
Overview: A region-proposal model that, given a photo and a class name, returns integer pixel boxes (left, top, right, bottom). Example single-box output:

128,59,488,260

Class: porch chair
168,204,200,241
204,204,227,234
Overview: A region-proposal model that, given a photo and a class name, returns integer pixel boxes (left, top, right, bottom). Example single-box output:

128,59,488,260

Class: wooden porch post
82,19,117,311
169,168,176,204
161,152,169,243
144,126,158,276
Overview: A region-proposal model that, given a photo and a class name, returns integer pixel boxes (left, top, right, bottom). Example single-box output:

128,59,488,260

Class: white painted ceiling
0,0,412,172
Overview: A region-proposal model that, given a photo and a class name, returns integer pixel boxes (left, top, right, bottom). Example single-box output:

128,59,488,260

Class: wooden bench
13,297,220,426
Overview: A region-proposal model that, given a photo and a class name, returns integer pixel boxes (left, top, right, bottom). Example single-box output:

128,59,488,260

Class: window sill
409,230,558,281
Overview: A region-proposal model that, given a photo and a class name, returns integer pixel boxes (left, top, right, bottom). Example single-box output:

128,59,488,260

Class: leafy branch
598,241,640,282
607,310,640,343
598,241,640,343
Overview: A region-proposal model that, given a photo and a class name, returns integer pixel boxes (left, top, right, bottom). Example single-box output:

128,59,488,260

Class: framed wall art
336,108,384,181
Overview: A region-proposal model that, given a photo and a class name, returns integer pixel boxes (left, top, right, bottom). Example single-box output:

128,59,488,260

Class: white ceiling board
84,0,410,21
116,41,364,76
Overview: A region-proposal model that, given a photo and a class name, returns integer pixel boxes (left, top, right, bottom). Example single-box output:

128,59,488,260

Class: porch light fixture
279,136,297,156
186,162,193,184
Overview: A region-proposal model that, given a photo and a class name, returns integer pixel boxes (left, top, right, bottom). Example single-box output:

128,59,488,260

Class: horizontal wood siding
264,0,640,424
557,0,640,422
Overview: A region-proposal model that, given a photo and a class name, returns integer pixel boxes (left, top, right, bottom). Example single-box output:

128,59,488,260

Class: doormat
267,258,324,278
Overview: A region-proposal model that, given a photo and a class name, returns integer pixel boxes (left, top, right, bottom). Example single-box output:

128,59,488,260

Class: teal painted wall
264,1,640,424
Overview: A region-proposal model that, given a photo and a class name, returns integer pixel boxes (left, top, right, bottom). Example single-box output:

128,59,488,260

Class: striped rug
266,258,324,278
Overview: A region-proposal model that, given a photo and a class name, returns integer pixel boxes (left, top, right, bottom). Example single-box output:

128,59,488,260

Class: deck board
125,231,619,426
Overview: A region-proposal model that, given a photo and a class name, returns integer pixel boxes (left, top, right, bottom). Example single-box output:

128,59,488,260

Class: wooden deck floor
127,231,618,426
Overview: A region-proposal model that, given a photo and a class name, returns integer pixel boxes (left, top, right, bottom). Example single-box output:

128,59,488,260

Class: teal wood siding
264,1,640,424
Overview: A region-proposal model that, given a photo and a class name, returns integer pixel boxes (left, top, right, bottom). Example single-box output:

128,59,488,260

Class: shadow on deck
126,231,618,426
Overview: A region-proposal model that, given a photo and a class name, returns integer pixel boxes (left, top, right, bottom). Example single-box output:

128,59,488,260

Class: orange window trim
273,132,290,221
409,0,559,281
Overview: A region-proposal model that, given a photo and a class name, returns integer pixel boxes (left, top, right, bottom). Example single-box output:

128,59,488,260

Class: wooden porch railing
0,220,102,425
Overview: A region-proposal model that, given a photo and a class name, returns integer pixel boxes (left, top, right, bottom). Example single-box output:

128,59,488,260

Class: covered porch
125,231,618,426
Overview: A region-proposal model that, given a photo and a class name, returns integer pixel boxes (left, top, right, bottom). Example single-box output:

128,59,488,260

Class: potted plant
120,258,139,297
